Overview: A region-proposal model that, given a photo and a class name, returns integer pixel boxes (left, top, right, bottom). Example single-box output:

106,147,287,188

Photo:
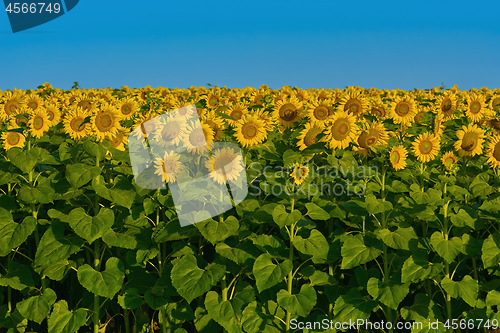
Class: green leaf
365,194,393,215
16,288,57,324
171,254,225,303
195,216,239,245
0,213,36,257
292,229,329,260
367,276,410,310
7,147,38,174
481,233,500,269
205,291,243,333
272,205,302,228
83,139,108,160
102,228,139,250
333,289,378,323
486,290,500,307
449,208,475,228
377,227,417,250
341,234,382,269
77,257,125,299
93,175,137,209
440,275,478,307
401,252,443,284
400,293,443,323
65,163,101,189
277,284,317,317
241,302,266,333
253,253,292,293
68,207,114,244
305,203,330,220
430,231,463,264
118,288,143,310
215,242,256,266
0,261,35,290
342,199,368,216
47,300,87,333
18,177,55,204
282,149,302,166
144,289,169,310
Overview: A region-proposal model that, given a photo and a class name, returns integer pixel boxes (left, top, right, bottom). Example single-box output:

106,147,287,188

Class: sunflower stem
443,184,452,332
286,196,295,333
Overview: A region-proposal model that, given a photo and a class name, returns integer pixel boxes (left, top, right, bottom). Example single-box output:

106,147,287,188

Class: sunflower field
1,83,500,333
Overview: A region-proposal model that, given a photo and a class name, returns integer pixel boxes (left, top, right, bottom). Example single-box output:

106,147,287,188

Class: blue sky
1,0,499,91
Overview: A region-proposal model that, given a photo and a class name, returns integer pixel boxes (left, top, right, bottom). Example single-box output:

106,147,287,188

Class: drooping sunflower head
369,98,388,119
290,164,309,185
441,151,458,171
390,95,417,125
453,123,486,158
389,145,408,171
1,130,26,151
273,96,303,129
108,128,129,151
254,109,276,131
297,123,324,151
489,94,500,113
486,135,500,168
411,132,440,163
91,105,121,141
486,117,500,135
325,111,359,150
233,114,267,148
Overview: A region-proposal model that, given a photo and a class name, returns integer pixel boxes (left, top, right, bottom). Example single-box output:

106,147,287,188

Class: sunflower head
325,111,358,150
389,145,408,171
1,130,26,150
441,151,458,171
453,124,486,158
290,165,309,185
273,96,303,129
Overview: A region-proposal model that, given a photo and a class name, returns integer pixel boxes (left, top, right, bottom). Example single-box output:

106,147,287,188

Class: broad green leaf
144,289,169,310
342,199,368,216
450,208,475,228
215,242,256,265
470,173,492,197
333,289,378,323
341,234,382,269
461,234,482,257
253,253,292,293
486,290,500,307
241,302,266,333
39,260,72,281
194,306,222,333
377,226,417,250
292,229,329,260
18,177,55,204
440,275,478,307
77,257,125,299
0,214,36,257
68,207,114,244
400,293,443,323
402,252,443,283
47,300,87,333
282,149,302,166
305,203,330,220
272,205,302,228
171,254,225,303
92,175,136,209
354,267,380,289
195,216,239,245
65,163,101,189
251,234,286,256
481,233,500,269
33,224,84,273
365,194,393,215
205,291,243,333
277,284,317,317
83,139,108,160
0,261,35,290
102,228,139,250
301,267,337,286
430,231,463,264
7,147,38,174
118,288,143,310
367,276,410,310
16,288,57,324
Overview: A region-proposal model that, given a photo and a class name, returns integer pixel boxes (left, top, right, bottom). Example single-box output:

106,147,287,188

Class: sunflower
24,93,43,111
9,106,30,128
465,92,489,122
453,124,486,157
354,121,389,157
91,106,121,141
435,91,457,120
412,132,440,163
117,97,138,120
63,107,90,140
205,147,244,185
290,165,309,185
390,95,417,125
204,92,222,109
486,117,500,135
389,145,408,171
307,99,331,125
203,111,225,141
226,103,247,127
297,123,324,151
486,136,500,168
369,98,388,119
153,151,183,183
433,114,446,137
1,130,26,150
183,122,214,154
324,111,358,149
273,96,303,129
44,105,62,127
489,94,500,113
108,128,129,151
441,151,458,171
74,94,95,112
149,115,187,148
254,109,276,131
233,114,267,147
0,91,24,120
173,103,198,120
28,108,51,138
338,87,368,118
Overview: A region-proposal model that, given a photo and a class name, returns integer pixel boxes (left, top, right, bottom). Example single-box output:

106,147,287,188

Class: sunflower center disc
8,133,19,145
391,151,400,163
34,117,43,130
280,104,297,121
470,101,481,114
420,141,432,154
443,99,452,111
231,111,241,120
332,119,350,140
461,133,478,151
396,103,409,116
314,107,328,120
243,124,257,138
493,144,500,161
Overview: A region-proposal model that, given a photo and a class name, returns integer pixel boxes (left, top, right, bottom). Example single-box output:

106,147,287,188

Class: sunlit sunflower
183,122,214,154
465,92,489,122
1,130,26,150
307,99,331,125
294,89,309,103
389,145,408,171
369,98,388,119
233,114,267,147
486,117,500,135
204,92,222,109
273,96,303,129
9,106,30,128
433,114,446,137
226,103,247,127
149,115,187,148
435,91,457,120
74,94,95,112
108,127,129,151
173,103,198,120
390,95,417,125
338,87,368,118
205,147,244,185
489,94,500,113
297,123,324,151
91,106,121,141
254,109,276,131
290,165,309,185
324,111,359,149
453,124,486,157
441,151,458,171
486,135,500,168
45,105,62,127
412,132,440,163
153,151,183,183
24,93,43,111
0,91,24,120
28,108,50,138
117,97,138,120
354,121,389,157
63,107,90,140
203,111,225,141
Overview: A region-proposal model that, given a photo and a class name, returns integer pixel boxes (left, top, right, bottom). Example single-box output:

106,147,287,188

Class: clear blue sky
1,0,499,91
